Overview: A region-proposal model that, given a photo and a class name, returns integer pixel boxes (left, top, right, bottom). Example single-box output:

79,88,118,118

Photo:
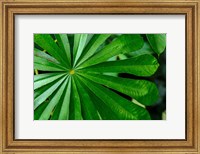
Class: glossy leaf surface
34,34,164,120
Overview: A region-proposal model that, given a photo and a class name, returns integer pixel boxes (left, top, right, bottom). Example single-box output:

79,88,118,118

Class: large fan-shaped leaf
34,33,165,120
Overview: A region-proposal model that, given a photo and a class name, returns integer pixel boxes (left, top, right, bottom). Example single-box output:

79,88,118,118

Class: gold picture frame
0,0,200,153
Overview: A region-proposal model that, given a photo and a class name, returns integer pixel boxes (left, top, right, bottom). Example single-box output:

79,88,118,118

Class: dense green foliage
34,34,166,120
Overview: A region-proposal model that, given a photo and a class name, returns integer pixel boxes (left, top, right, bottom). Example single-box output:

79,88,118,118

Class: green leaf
128,42,154,57
75,77,101,120
73,34,88,65
55,34,71,65
76,34,111,67
81,81,119,120
79,73,159,106
146,34,166,55
50,78,71,120
79,34,144,68
58,77,72,120
34,73,66,90
34,85,48,99
34,34,165,120
50,98,63,120
39,77,69,120
34,48,59,64
34,101,49,120
34,76,65,99
80,54,159,77
34,56,67,71
79,76,151,120
69,77,83,120
34,75,67,109
73,34,81,58
34,34,70,67
34,73,61,82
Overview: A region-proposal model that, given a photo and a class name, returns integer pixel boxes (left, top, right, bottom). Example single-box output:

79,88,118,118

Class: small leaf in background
128,42,154,57
146,34,166,55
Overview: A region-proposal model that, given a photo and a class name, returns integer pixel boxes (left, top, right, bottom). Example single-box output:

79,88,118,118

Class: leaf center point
69,69,75,75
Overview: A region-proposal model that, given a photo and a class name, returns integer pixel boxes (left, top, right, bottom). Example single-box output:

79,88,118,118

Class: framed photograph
1,0,199,153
